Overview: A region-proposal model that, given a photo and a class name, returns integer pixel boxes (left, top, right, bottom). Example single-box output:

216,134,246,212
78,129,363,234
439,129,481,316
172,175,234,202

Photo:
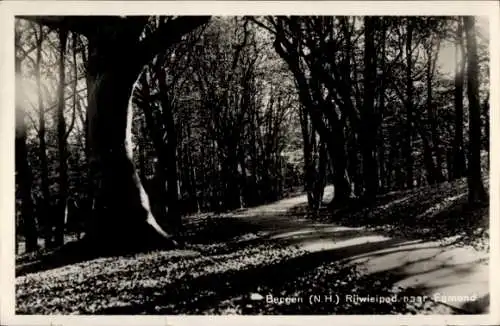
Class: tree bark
463,16,487,205
426,40,445,184
137,71,171,230
377,18,387,193
78,33,94,226
313,140,328,211
482,96,490,162
34,26,52,247
156,62,182,230
347,128,362,197
138,116,147,183
84,34,175,250
452,18,467,180
419,126,439,184
299,105,316,209
54,29,69,247
361,16,379,198
404,18,415,189
15,47,38,253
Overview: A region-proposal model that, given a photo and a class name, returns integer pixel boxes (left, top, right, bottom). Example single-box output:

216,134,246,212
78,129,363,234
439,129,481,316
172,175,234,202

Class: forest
13,15,490,315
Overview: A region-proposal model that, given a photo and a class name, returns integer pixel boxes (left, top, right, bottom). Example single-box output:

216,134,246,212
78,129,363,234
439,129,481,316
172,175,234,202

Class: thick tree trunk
452,18,467,180
84,37,175,250
16,53,38,253
54,29,69,248
464,16,487,205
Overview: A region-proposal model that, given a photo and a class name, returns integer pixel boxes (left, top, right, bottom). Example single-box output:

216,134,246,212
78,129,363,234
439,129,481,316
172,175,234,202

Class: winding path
219,186,490,314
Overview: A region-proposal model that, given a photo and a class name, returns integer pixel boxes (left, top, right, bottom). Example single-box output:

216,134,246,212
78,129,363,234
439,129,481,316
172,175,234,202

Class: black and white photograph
1,1,499,325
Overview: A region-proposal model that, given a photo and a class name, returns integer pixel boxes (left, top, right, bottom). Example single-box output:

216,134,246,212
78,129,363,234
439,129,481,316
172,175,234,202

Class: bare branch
138,16,210,65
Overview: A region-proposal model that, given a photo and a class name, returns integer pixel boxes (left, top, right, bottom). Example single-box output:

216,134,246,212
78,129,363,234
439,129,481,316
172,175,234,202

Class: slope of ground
15,177,489,315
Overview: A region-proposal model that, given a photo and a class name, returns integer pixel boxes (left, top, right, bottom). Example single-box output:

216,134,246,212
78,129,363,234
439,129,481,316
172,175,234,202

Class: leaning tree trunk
463,16,487,205
84,36,175,250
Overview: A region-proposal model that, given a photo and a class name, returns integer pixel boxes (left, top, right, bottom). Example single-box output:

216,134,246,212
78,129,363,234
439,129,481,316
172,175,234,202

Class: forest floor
15,177,489,315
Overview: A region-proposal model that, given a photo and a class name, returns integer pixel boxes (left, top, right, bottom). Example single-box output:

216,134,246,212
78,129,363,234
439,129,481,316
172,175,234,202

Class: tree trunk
361,16,379,198
185,119,199,212
84,36,175,250
299,105,315,209
404,18,414,189
35,27,52,247
347,128,362,197
156,63,182,231
452,18,467,180
16,50,38,252
426,43,444,184
313,140,328,211
377,19,387,193
54,29,69,248
419,128,438,184
238,146,248,208
79,33,94,229
138,116,147,182
482,96,489,163
223,149,242,210
137,72,167,223
329,123,351,204
463,16,487,205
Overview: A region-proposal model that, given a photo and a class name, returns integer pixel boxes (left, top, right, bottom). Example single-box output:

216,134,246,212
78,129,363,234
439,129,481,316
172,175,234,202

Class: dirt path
14,185,490,315
219,186,490,314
